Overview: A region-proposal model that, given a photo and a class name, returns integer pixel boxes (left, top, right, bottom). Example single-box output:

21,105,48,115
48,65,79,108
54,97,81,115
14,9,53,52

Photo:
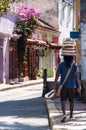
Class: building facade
0,0,62,83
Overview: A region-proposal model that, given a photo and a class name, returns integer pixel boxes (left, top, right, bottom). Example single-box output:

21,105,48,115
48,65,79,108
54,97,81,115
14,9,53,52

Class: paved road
0,84,51,130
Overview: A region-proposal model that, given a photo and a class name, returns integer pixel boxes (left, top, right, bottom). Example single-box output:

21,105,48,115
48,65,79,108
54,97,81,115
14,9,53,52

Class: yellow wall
76,0,81,67
76,0,80,31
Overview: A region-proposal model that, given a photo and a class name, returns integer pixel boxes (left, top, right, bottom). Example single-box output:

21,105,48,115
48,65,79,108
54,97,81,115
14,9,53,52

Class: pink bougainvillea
18,6,40,20
14,6,40,78
14,6,40,38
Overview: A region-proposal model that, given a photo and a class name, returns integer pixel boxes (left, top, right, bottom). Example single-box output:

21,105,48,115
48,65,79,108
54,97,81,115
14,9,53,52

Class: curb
0,79,43,91
45,99,62,130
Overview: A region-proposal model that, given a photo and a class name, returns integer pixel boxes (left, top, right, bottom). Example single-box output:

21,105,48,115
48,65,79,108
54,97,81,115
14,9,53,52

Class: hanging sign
70,31,80,39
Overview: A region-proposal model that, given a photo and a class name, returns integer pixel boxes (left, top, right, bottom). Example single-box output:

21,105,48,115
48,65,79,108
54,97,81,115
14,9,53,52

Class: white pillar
81,23,86,80
3,38,9,83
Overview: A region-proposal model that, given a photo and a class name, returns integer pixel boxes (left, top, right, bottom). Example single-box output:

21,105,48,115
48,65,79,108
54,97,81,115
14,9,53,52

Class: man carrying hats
53,39,81,122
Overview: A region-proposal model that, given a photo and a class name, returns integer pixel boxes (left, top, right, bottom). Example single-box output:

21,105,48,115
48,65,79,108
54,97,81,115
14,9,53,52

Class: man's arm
74,71,81,93
53,73,60,90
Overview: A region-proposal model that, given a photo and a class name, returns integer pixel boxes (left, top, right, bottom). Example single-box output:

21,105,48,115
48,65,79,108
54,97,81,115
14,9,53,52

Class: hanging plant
0,0,11,16
14,6,40,77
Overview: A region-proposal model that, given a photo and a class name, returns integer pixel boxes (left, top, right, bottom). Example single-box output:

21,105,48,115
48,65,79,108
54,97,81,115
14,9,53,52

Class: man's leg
70,102,74,118
61,101,66,115
60,88,67,122
61,101,66,122
69,88,75,120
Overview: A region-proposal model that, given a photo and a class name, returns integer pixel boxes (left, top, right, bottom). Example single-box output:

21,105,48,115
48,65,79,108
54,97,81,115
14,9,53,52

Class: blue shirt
56,61,78,88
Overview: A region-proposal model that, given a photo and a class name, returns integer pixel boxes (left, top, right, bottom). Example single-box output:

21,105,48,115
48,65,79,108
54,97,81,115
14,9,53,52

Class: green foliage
14,15,37,38
48,70,54,77
35,68,43,77
0,0,10,15
14,7,39,38
17,37,27,77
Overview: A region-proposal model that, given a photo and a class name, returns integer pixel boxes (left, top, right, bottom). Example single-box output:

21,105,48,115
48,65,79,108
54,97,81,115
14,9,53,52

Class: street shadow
0,97,50,130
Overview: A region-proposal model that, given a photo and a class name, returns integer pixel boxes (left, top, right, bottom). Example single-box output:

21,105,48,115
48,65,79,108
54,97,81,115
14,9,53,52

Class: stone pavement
46,98,86,130
0,79,86,130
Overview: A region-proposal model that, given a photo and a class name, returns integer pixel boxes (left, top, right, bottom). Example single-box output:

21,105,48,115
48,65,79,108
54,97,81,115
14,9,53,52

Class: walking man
53,39,81,122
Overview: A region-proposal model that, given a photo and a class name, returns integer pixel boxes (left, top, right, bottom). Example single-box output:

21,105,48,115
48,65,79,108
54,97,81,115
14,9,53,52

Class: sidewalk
0,77,54,91
46,98,86,130
0,79,43,91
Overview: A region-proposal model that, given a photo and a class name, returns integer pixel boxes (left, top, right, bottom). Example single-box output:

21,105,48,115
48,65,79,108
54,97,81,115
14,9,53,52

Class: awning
48,42,62,49
27,38,48,47
27,39,62,49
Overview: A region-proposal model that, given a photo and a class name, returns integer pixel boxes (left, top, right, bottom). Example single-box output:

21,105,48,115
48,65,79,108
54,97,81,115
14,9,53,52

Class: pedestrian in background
53,39,81,122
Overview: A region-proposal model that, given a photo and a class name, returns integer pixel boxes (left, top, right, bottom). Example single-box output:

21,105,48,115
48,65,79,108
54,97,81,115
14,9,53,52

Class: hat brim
61,53,76,56
61,49,76,56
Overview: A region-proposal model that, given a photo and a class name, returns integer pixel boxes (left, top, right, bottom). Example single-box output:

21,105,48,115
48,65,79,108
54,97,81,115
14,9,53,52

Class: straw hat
61,38,76,56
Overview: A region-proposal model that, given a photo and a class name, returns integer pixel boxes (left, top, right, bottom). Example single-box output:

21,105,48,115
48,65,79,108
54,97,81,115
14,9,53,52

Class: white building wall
59,0,73,44
0,14,17,83
25,0,59,29
0,14,17,36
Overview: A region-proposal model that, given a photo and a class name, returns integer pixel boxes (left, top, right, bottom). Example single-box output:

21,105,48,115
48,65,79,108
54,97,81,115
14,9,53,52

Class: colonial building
23,0,61,79
9,19,61,82
0,0,61,83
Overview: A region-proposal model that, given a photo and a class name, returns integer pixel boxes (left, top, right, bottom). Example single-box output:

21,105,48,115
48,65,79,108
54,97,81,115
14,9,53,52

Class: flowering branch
18,6,40,20
14,6,40,38
14,6,40,78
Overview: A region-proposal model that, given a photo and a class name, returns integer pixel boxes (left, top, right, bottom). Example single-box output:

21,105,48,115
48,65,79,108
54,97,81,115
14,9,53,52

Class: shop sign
70,31,80,39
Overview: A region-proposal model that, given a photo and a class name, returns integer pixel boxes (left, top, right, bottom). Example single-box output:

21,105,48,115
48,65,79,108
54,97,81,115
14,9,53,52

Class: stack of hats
61,38,76,56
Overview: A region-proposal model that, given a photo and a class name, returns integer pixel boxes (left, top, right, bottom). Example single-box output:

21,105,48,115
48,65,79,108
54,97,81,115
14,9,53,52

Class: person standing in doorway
53,39,81,122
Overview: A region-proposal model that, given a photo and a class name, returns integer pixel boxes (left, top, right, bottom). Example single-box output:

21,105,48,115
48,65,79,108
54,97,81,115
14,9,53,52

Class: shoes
61,115,66,122
61,115,75,122
69,117,75,121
